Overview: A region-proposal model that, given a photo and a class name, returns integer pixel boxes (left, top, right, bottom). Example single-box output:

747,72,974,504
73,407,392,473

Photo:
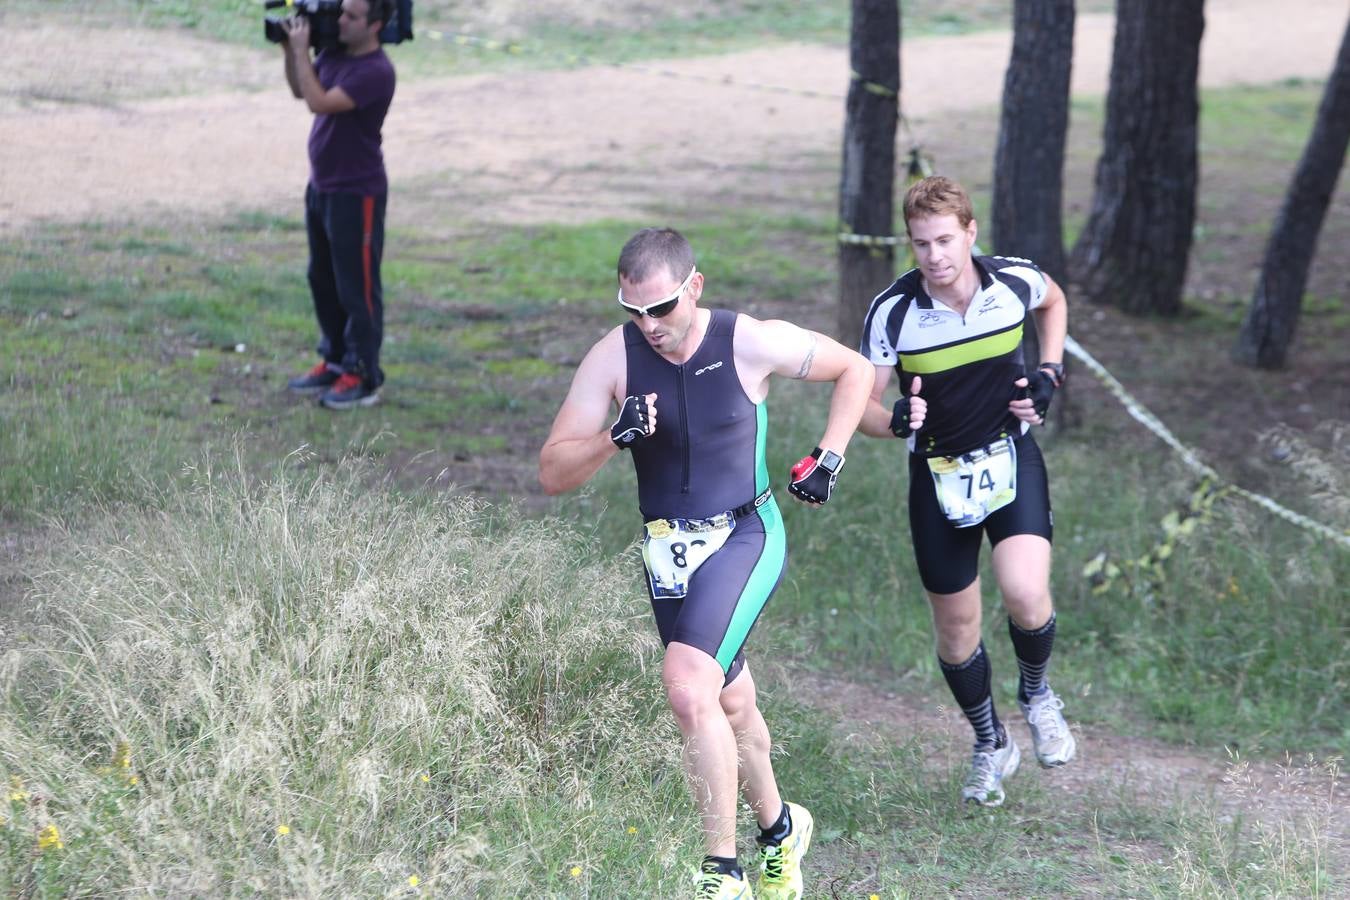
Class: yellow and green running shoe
756,802,813,900
694,869,754,899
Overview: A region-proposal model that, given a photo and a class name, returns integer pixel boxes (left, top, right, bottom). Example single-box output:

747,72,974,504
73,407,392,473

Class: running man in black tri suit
858,176,1077,808
540,227,872,899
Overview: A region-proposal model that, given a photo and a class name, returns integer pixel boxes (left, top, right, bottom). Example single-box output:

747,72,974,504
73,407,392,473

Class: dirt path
2,0,1345,233
794,670,1347,876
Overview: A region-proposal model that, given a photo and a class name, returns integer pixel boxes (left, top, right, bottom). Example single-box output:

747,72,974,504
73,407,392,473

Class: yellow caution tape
837,232,899,247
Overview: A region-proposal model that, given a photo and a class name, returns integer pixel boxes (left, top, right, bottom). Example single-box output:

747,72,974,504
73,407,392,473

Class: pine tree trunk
992,0,1075,281
1234,19,1350,369
1069,0,1204,316
838,0,900,345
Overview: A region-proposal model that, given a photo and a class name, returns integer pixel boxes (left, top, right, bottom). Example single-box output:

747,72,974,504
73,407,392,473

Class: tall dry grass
1,451,695,896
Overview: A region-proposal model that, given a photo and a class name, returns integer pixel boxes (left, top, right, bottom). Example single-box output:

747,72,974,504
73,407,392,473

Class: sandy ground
2,0,1346,233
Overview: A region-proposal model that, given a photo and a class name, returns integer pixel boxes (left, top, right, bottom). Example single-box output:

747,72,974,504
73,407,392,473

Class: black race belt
730,487,773,519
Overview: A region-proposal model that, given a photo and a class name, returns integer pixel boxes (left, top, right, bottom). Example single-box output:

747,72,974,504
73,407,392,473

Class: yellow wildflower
570,866,582,878
38,824,65,852
626,826,637,834
408,875,420,887
276,824,291,836
114,742,133,770
8,776,28,802
420,774,430,783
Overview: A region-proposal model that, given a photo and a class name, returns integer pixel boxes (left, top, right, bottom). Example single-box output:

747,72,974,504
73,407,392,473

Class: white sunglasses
617,267,696,319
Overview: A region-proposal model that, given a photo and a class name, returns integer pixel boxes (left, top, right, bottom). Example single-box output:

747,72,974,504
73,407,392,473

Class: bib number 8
643,522,733,599
669,540,706,568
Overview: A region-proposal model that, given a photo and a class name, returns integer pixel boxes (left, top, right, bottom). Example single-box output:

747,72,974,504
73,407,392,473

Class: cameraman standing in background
283,0,396,409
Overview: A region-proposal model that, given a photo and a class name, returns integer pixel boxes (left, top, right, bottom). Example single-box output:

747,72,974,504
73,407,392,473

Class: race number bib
927,437,1018,528
642,516,734,599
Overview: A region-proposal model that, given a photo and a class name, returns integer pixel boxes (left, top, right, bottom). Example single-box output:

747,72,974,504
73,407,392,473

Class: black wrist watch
1038,362,1065,387
816,448,845,475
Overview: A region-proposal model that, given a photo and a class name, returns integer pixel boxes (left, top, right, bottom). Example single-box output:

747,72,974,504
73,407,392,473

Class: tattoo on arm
794,331,818,379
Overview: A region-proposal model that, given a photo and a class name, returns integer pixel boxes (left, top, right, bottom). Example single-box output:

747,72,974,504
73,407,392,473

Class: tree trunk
838,0,900,345
1069,0,1204,316
1234,18,1350,369
992,0,1075,389
992,0,1075,281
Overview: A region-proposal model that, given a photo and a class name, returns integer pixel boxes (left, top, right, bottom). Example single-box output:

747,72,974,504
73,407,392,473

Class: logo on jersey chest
900,293,1022,355
694,360,724,376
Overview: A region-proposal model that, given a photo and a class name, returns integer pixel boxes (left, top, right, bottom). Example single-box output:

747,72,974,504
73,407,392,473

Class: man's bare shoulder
589,321,629,358
571,322,630,392
733,313,807,358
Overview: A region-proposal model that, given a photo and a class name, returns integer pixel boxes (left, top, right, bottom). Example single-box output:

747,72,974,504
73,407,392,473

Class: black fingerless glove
787,447,845,504
610,395,651,448
889,397,914,438
1026,369,1057,421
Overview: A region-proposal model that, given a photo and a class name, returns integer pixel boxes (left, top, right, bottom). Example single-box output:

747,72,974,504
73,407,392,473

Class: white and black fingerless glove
787,447,845,504
610,395,652,448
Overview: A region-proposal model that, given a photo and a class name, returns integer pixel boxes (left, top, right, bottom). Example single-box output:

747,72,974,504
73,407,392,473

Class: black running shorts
907,432,1053,595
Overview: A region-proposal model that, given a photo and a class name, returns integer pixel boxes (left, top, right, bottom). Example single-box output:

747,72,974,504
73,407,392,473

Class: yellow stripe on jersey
900,323,1024,374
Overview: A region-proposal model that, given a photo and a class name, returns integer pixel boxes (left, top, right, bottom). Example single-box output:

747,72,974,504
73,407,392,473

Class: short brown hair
903,175,975,230
617,227,696,285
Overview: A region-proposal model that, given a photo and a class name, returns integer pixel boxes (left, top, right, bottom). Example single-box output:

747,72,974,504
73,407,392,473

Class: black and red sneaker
319,372,380,409
288,361,341,394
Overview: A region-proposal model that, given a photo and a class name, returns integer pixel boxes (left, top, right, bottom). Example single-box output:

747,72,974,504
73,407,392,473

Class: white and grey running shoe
1019,688,1077,768
961,736,1021,807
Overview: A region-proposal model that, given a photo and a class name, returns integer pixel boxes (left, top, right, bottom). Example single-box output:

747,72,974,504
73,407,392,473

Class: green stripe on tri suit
714,498,786,671
754,402,769,497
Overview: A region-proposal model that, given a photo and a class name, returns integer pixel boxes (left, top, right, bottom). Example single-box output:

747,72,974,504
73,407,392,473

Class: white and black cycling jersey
860,256,1048,457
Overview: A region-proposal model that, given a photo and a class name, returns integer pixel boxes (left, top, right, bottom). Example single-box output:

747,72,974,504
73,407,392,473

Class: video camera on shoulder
264,0,413,51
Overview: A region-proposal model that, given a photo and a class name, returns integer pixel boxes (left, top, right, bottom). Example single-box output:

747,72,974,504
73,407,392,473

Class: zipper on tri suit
676,365,690,493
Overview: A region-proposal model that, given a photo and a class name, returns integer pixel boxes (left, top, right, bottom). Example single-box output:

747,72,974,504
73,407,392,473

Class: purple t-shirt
308,48,396,195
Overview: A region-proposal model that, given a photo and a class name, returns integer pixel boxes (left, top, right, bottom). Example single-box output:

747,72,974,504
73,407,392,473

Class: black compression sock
701,855,743,880
758,803,792,846
1009,613,1057,703
940,642,1004,750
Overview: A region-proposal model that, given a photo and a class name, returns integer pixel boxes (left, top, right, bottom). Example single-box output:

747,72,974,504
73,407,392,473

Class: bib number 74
927,437,1018,528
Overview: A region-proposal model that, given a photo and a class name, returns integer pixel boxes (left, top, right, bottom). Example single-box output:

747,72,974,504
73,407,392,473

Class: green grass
0,211,837,522
2,457,1338,897
2,78,1347,895
18,0,1114,85
5,80,1344,745
2,459,685,895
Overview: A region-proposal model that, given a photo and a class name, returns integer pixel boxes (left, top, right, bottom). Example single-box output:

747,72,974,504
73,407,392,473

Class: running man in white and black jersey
540,228,872,899
858,176,1076,807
